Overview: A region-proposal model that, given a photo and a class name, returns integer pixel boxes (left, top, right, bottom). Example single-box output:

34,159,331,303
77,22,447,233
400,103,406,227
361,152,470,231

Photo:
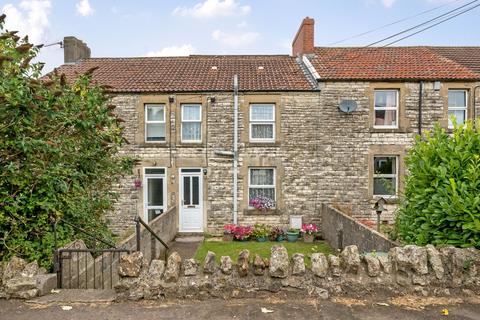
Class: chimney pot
63,36,91,64
292,17,314,56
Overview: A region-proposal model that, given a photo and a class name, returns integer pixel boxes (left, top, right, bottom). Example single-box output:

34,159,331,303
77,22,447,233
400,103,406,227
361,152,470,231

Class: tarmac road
1,295,480,320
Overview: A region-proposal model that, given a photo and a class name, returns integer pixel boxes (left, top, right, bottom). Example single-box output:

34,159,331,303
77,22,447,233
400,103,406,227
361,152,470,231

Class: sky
1,0,479,73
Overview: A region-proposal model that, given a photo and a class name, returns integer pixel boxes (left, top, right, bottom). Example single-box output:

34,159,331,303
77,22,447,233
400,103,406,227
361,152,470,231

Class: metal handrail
134,216,169,252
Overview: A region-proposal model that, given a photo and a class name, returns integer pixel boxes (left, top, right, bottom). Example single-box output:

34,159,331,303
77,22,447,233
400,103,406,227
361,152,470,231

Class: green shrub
396,121,480,248
0,16,134,268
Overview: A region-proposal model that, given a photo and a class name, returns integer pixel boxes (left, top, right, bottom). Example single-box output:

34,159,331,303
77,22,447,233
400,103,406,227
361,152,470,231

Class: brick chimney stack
63,36,91,64
292,17,314,56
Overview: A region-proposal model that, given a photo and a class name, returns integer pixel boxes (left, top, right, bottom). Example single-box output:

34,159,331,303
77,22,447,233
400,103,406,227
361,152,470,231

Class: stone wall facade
107,80,480,235
115,244,480,301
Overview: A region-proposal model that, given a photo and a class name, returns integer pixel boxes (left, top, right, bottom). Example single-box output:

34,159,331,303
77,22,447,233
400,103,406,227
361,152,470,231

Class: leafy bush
0,15,134,268
396,122,480,248
252,223,271,238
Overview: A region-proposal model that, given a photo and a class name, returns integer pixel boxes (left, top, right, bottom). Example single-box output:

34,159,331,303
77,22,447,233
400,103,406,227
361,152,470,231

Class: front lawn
194,239,334,267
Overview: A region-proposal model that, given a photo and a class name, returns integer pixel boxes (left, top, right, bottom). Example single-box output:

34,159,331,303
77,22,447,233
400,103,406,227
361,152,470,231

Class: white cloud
381,0,396,7
173,0,251,18
1,0,51,44
211,29,260,48
76,0,94,17
145,44,196,57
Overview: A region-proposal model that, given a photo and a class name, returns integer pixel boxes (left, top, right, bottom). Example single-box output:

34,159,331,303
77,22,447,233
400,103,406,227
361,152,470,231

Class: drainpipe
474,85,479,126
233,75,239,225
418,81,423,136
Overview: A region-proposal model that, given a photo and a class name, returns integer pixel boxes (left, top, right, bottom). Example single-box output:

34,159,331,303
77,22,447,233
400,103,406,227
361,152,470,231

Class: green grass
194,239,334,267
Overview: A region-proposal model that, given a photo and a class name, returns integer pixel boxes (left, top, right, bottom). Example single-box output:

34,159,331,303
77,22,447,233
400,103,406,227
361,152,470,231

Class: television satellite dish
339,100,357,113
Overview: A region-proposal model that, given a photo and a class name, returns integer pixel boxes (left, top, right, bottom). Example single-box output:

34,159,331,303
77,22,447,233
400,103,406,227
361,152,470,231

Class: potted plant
223,224,236,241
252,224,271,242
269,226,286,242
300,223,318,243
286,228,300,242
233,226,253,241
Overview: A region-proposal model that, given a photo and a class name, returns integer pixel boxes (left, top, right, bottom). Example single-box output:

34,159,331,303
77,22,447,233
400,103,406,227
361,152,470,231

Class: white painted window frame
143,167,167,221
448,89,468,129
373,90,399,129
248,167,276,207
181,104,202,143
373,155,398,198
145,104,166,143
249,104,275,142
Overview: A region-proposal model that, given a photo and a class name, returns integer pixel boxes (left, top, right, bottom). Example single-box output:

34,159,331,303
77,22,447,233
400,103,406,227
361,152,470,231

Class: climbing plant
0,15,134,268
396,121,480,248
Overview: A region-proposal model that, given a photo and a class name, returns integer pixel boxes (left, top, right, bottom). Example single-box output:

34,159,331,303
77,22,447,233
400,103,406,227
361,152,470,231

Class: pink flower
223,224,236,234
300,223,318,235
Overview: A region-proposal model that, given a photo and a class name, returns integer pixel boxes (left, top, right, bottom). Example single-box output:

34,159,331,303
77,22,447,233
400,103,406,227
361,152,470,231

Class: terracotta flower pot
223,233,234,241
303,234,314,243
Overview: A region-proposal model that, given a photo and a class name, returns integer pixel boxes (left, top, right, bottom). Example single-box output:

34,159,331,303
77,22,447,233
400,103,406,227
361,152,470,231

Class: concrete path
2,295,479,320
168,236,203,260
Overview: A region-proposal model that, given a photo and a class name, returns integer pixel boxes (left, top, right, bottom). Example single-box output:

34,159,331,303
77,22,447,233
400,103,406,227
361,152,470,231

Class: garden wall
0,257,57,299
58,206,177,289
115,244,480,301
320,204,398,253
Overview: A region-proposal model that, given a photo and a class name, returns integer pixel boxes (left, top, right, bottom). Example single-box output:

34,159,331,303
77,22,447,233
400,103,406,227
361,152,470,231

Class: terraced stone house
57,18,480,236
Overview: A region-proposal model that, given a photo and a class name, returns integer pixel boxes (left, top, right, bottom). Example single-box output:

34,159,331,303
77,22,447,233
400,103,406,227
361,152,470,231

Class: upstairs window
250,104,275,142
145,104,166,142
181,104,202,142
248,168,276,204
373,156,397,197
374,90,398,128
448,90,468,128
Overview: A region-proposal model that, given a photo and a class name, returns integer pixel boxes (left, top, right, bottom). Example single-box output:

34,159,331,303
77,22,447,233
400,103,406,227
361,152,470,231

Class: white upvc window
145,104,166,142
250,104,275,142
143,168,167,222
373,156,398,197
248,168,276,204
181,104,202,142
448,90,468,128
374,90,399,128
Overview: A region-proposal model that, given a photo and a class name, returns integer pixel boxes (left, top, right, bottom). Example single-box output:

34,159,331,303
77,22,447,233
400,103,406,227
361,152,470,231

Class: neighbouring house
54,17,480,236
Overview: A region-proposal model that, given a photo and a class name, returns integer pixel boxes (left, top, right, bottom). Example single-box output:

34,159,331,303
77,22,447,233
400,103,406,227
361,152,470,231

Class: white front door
143,168,167,222
179,168,203,232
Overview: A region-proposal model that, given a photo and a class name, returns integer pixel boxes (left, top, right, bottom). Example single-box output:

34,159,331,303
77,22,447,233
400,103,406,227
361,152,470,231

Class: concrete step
27,289,116,304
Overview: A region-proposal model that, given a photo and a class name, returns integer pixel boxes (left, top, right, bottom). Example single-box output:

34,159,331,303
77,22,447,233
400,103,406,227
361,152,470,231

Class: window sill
138,143,168,148
245,142,281,147
244,208,281,216
370,196,398,205
177,143,204,148
370,127,407,134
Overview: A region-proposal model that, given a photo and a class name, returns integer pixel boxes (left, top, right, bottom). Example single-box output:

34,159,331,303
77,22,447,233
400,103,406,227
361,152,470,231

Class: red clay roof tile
310,47,480,81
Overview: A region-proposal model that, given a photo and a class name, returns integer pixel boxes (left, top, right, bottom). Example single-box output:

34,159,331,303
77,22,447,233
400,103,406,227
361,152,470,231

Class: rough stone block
220,256,232,275
269,246,289,278
237,250,250,277
36,273,57,296
311,253,328,278
292,253,305,275
163,252,182,283
203,251,216,274
340,245,361,274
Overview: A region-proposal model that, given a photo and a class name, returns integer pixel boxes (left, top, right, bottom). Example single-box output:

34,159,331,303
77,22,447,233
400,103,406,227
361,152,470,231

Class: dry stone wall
0,257,57,299
115,244,480,301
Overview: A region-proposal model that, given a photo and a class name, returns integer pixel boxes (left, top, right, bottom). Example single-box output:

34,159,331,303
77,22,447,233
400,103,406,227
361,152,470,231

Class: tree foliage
0,15,134,268
396,121,480,248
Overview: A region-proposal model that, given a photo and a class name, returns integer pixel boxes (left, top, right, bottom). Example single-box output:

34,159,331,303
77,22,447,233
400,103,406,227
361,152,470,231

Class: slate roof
54,55,314,93
310,47,480,81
